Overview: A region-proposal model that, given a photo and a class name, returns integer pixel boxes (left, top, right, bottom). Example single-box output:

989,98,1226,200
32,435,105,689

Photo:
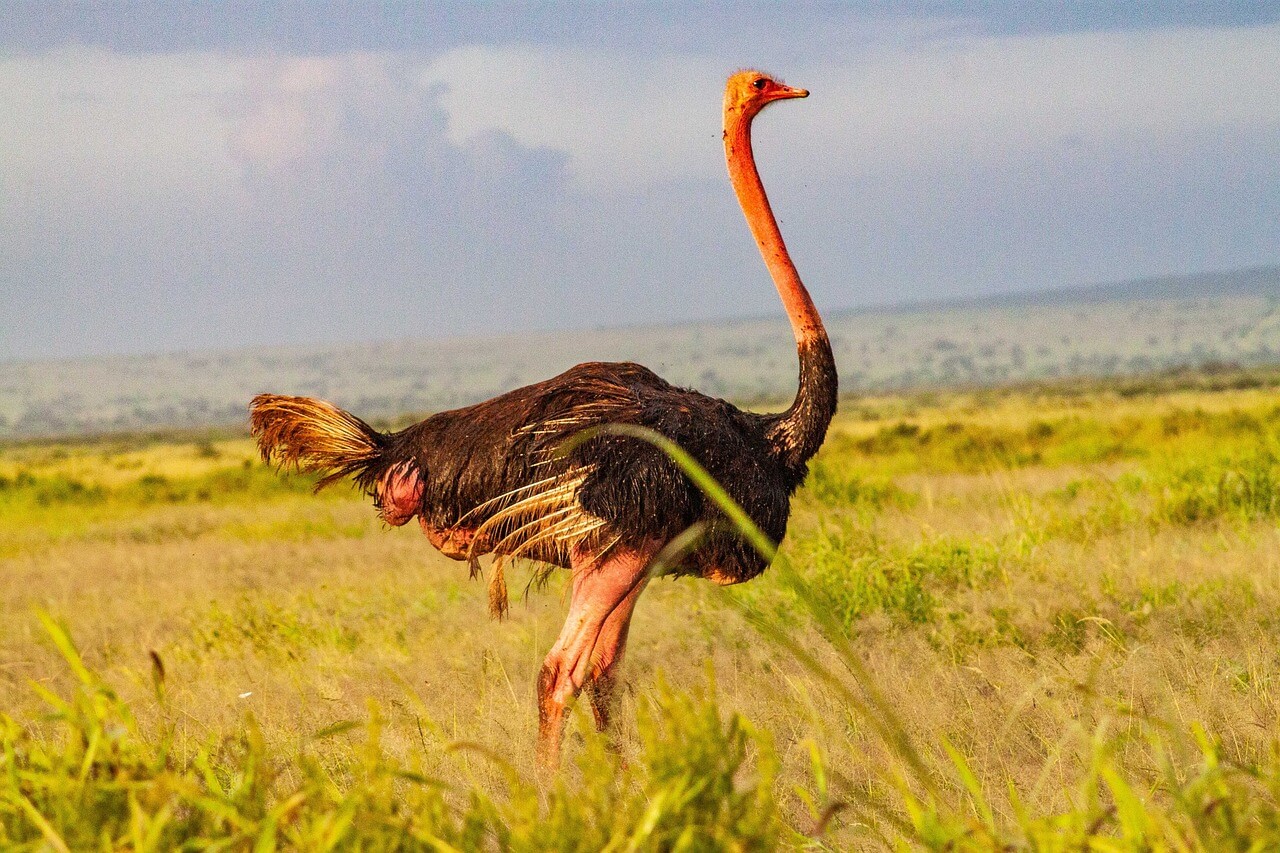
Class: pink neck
724,102,837,468
723,110,828,348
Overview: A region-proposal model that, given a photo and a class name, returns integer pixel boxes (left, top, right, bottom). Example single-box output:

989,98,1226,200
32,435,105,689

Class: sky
3,2,1279,361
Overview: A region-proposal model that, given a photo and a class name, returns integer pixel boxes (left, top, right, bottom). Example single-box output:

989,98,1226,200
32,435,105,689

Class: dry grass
4,381,1280,847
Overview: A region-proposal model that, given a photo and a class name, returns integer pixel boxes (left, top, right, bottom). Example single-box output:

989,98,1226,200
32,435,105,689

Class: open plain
5,369,1280,847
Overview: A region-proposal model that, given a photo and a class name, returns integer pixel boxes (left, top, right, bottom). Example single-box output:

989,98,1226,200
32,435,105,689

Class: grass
4,379,1280,847
2,616,784,850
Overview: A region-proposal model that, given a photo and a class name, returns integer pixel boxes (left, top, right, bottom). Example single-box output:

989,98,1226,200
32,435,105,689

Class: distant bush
193,439,221,458
847,420,1051,471
789,528,1005,626
1153,448,1280,524
0,471,106,506
804,460,914,511
833,403,1280,476
0,464,328,513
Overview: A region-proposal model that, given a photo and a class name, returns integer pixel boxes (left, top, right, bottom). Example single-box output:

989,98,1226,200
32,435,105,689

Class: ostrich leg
537,545,654,768
583,572,649,732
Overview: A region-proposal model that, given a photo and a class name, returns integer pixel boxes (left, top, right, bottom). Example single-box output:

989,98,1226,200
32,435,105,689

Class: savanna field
6,369,1280,849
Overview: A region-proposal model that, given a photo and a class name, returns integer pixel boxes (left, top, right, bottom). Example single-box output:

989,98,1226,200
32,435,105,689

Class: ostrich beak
772,84,809,101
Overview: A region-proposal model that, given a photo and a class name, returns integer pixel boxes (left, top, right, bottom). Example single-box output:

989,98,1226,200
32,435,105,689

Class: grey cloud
3,52,582,357
3,21,1280,362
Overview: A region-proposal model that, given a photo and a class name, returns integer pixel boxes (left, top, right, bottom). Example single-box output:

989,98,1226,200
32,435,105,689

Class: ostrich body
250,71,836,765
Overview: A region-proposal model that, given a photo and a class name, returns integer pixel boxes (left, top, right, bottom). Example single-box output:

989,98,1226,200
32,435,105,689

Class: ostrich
250,70,836,766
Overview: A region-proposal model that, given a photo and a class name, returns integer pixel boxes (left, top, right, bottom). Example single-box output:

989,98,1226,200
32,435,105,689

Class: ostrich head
723,69,808,121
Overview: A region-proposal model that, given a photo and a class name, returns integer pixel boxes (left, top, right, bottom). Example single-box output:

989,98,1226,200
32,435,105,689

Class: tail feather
249,394,386,491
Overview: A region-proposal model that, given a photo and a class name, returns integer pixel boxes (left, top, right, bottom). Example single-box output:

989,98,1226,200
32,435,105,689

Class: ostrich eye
752,78,767,90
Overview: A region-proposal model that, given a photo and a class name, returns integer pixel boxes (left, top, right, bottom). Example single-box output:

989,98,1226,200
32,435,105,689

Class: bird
249,70,836,767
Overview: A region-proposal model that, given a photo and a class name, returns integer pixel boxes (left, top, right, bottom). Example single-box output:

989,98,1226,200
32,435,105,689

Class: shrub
804,460,914,512
1154,447,1280,524
792,529,1005,627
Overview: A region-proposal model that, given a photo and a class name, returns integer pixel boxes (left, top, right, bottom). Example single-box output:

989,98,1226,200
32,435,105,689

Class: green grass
2,617,784,851
0,463,322,510
6,382,1280,847
1151,446,1280,524
8,580,1280,849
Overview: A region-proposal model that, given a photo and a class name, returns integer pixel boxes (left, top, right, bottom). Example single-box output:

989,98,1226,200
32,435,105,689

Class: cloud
799,24,1280,175
0,47,577,357
0,46,241,202
1,20,1278,360
418,24,1280,191
420,47,724,190
8,23,1277,214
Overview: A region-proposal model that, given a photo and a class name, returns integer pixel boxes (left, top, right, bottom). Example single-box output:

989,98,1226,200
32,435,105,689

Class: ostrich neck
724,108,837,470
